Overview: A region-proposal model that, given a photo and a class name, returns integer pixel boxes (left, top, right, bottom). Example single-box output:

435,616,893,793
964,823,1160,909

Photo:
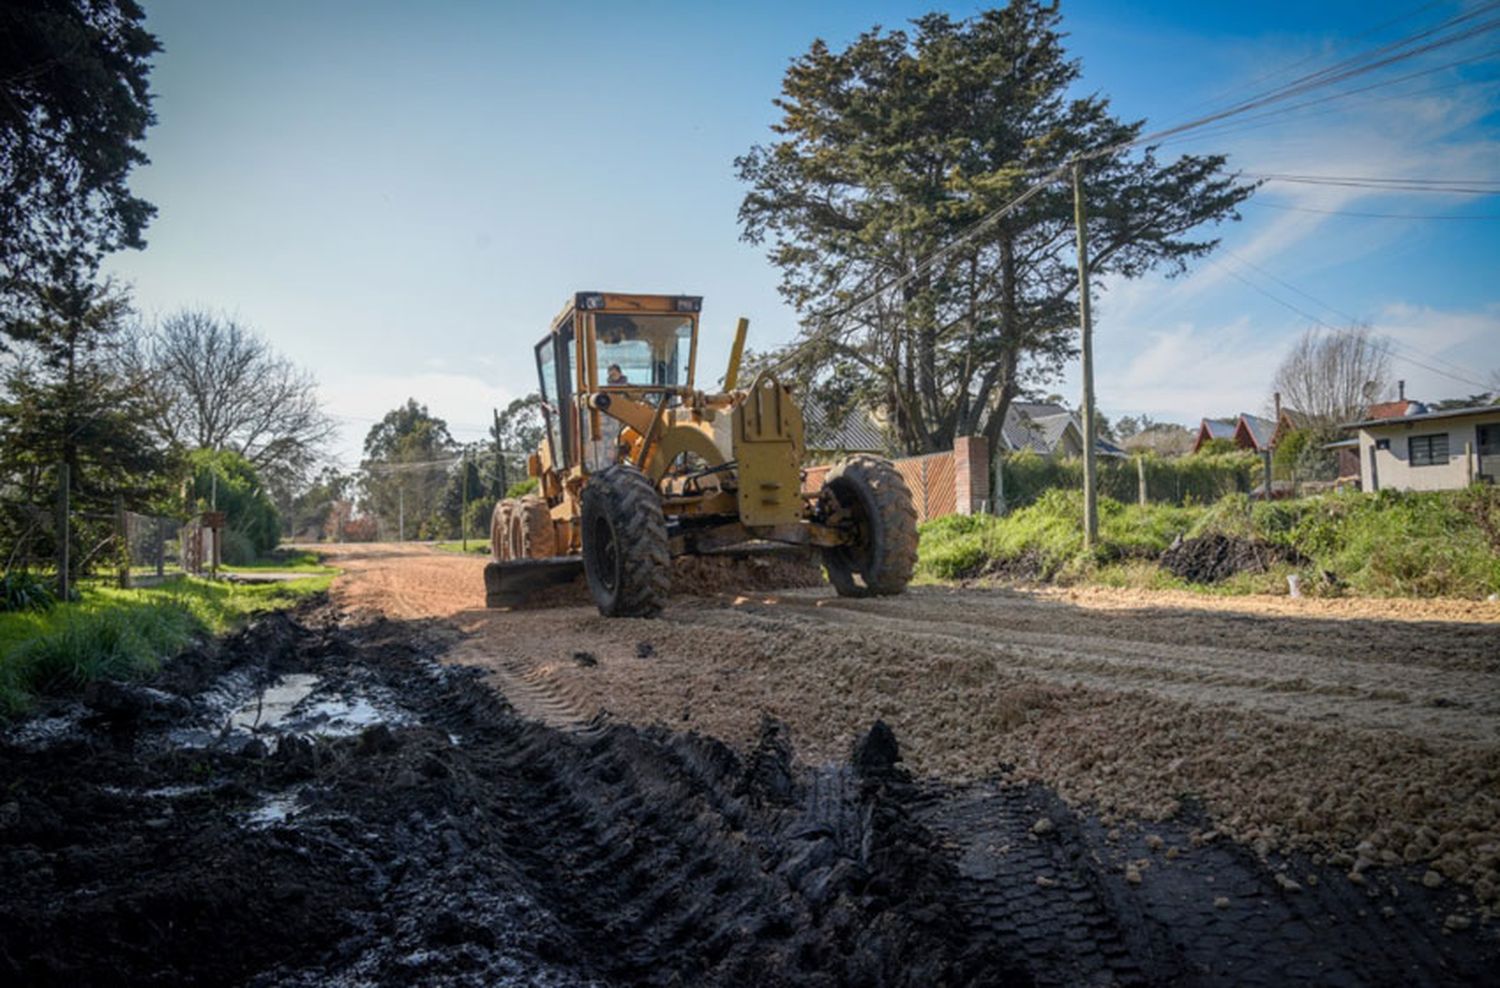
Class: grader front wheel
818,455,918,597
580,465,670,618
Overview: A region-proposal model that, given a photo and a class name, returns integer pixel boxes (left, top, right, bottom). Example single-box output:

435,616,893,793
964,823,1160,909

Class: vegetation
918,487,1500,598
737,1,1253,455
0,0,158,285
1271,324,1391,429
998,449,1259,511
0,573,332,716
360,399,458,540
127,308,337,517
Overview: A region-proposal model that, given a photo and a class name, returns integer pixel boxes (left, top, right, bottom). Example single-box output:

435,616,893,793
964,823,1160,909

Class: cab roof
549,292,703,333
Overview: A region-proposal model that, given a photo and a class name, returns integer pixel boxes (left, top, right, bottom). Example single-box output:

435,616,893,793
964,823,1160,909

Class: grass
0,572,333,718
433,539,490,555
916,486,1500,599
220,547,336,574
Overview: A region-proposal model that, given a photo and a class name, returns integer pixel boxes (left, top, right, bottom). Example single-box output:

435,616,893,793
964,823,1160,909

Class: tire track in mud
698,594,1500,742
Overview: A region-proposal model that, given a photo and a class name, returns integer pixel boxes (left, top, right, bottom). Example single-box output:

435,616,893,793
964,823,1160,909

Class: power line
1241,173,1500,194
1245,200,1500,220
767,3,1500,376
1209,254,1493,391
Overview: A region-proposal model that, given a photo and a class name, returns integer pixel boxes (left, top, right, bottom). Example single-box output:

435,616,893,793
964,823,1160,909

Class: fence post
996,456,1005,515
1136,455,1147,506
116,494,131,589
954,436,990,516
1262,450,1273,500
155,517,166,577
56,463,70,601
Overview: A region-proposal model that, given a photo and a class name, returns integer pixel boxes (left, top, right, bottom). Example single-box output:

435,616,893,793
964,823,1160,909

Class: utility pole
56,463,70,602
1072,161,1099,548
493,408,507,495
461,448,469,552
398,485,405,543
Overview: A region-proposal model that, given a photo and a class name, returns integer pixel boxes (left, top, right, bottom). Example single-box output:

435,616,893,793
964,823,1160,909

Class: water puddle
229,673,321,732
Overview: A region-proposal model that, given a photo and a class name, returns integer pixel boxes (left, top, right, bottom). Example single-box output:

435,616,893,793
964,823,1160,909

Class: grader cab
487,291,917,617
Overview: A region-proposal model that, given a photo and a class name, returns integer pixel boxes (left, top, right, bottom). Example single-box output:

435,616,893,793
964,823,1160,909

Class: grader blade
484,557,585,609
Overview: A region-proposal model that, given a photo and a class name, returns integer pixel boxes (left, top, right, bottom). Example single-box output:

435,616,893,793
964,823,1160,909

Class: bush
917,486,1500,598
1,571,56,613
506,477,539,498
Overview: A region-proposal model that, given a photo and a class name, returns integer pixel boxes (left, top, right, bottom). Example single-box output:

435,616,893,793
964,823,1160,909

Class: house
1342,403,1500,491
1192,412,1275,453
802,402,889,457
1001,402,1125,458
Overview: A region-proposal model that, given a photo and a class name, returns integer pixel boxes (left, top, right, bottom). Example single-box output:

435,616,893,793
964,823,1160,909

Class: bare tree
132,309,335,481
1271,325,1392,428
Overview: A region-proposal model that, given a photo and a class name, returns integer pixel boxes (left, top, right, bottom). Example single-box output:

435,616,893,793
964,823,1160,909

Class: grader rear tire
818,455,918,597
515,494,557,559
489,500,515,562
581,465,670,618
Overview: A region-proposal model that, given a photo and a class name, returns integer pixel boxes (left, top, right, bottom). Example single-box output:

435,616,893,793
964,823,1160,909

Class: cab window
594,314,694,389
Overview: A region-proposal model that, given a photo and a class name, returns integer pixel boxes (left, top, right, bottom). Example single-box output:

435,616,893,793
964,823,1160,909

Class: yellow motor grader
487,291,917,617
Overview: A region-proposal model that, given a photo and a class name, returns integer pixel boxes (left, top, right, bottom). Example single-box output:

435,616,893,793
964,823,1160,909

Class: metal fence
803,450,958,524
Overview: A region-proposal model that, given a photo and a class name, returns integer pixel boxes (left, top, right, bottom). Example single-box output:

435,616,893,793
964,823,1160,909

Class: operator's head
607,363,626,384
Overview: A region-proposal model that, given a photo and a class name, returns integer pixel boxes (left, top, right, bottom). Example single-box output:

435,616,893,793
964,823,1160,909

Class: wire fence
2,465,214,599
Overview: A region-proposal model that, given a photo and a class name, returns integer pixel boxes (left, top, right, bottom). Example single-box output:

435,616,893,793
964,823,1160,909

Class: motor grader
486,291,917,617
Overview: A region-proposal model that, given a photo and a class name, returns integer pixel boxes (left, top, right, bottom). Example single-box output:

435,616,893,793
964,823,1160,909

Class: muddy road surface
1,543,1496,985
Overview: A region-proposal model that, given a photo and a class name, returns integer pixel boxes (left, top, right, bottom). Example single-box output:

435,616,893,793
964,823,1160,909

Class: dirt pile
1160,533,1301,584
672,550,825,596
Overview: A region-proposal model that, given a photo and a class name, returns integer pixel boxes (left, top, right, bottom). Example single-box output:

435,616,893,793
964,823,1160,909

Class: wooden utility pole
1072,162,1099,548
493,408,507,495
461,448,470,552
55,463,70,601
116,494,130,589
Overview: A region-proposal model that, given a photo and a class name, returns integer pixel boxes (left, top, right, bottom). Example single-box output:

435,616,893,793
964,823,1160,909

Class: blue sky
107,1,1500,464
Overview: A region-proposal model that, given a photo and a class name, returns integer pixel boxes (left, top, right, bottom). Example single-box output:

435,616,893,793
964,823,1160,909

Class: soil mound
1160,533,1299,584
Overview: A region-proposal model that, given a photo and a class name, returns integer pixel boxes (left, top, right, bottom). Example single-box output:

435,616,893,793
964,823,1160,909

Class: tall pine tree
737,2,1254,453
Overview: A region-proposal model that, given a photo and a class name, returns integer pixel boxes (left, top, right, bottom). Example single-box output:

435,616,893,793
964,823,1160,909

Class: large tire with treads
580,465,670,617
818,455,918,597
514,494,557,559
489,500,515,562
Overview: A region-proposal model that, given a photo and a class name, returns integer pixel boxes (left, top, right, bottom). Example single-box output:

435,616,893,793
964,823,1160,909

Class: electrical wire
1208,255,1493,391
766,3,1500,377
1244,200,1500,220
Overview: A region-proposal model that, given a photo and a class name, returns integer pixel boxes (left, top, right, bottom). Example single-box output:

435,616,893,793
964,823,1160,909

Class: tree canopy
130,309,336,484
0,0,159,286
361,400,457,539
1270,324,1391,429
737,2,1254,454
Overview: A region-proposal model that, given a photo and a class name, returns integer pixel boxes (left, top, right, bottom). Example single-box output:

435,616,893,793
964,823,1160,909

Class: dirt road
3,543,1496,985
327,543,1500,896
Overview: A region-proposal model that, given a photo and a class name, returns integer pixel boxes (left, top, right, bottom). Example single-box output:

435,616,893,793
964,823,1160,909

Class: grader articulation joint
485,291,918,617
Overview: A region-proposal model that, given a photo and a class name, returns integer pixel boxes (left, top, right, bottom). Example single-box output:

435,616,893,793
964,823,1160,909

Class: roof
1238,414,1276,449
1197,418,1237,440
1342,403,1500,431
802,403,887,452
1003,406,1126,457
1364,399,1428,420
1002,405,1069,453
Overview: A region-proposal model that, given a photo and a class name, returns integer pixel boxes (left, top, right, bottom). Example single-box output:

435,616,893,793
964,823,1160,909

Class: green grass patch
433,539,490,555
917,486,1500,599
220,546,334,574
0,573,332,718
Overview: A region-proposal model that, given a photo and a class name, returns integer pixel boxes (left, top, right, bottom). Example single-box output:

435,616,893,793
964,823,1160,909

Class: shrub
506,477,539,498
1,571,56,613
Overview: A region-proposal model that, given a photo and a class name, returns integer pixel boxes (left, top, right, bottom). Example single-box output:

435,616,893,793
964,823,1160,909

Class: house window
1409,434,1449,467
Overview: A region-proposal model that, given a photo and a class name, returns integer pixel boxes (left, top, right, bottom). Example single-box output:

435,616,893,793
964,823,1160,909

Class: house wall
1358,411,1500,491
